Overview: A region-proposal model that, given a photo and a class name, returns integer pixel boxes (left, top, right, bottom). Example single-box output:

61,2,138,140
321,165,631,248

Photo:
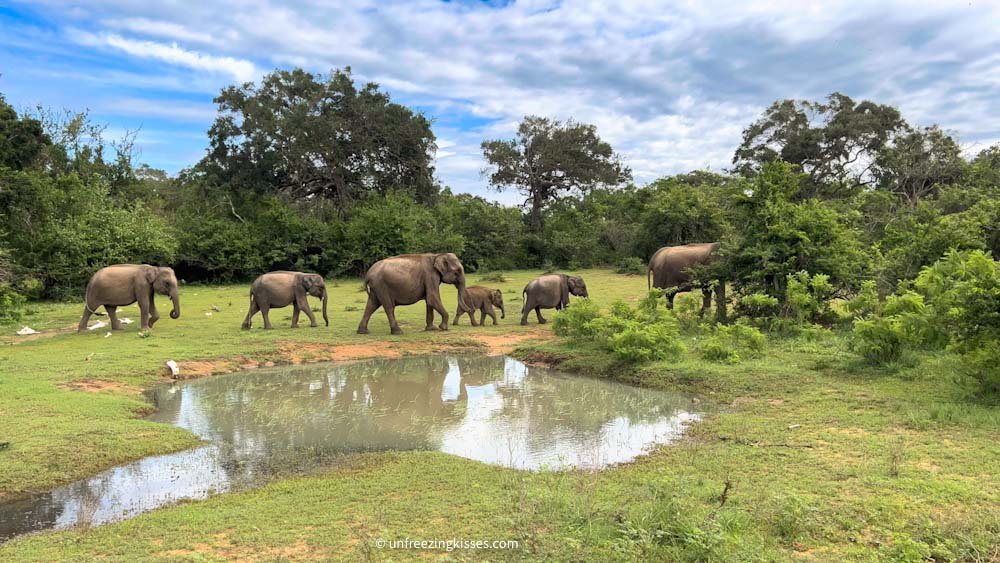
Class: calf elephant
520,274,588,325
242,271,329,330
356,253,472,335
78,264,181,332
648,242,724,316
454,286,505,326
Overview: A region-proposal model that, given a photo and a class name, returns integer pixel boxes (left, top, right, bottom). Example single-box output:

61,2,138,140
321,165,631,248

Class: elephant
241,271,329,330
647,242,725,316
520,274,588,325
77,264,180,332
454,286,505,326
356,253,472,335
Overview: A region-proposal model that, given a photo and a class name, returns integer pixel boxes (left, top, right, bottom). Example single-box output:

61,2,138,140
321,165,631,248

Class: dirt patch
164,329,555,381
59,378,139,394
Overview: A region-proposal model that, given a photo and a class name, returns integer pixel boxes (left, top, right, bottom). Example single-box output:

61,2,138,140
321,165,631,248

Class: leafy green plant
851,316,908,365
552,298,602,338
845,280,881,318
701,323,766,364
0,283,26,324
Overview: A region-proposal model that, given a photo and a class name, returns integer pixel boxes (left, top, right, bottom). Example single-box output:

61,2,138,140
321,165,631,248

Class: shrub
701,323,767,364
784,271,836,325
0,283,26,324
615,256,647,275
845,280,881,318
607,320,683,363
735,292,780,319
552,298,601,338
851,316,908,365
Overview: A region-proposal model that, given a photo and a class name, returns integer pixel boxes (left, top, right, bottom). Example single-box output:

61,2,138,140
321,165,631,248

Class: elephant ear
143,267,157,284
300,274,318,292
491,289,502,305
433,254,452,277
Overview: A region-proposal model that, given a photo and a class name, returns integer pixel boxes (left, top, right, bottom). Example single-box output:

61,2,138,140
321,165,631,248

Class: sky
1,0,999,203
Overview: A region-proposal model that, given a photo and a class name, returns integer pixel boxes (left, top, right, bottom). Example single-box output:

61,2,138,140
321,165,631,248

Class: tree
481,116,631,232
202,68,438,210
0,94,51,171
733,93,905,197
873,125,966,206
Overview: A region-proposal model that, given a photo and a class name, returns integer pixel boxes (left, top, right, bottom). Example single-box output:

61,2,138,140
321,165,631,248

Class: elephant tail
647,266,652,290
83,282,106,316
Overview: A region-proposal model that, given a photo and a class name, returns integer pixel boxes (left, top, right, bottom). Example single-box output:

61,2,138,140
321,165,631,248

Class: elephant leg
520,299,532,326
106,306,123,330
384,303,402,335
468,305,480,327
242,299,258,330
425,303,439,331
137,293,152,330
260,303,273,330
148,298,160,328
535,307,547,324
700,286,713,318
426,290,449,331
291,302,301,328
485,304,498,325
666,291,676,310
453,305,464,325
78,306,93,332
356,292,381,335
301,298,318,327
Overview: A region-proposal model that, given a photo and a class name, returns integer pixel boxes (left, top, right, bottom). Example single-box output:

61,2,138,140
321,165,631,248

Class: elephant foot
424,325,439,331
438,324,448,331
356,327,369,335
520,320,528,326
538,319,548,324
291,324,299,329
391,327,404,335
310,323,318,328
241,324,251,330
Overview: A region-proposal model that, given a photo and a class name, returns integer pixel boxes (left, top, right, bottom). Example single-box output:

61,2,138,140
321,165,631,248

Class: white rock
16,326,39,336
165,360,180,377
120,318,134,325
104,332,112,338
88,320,107,330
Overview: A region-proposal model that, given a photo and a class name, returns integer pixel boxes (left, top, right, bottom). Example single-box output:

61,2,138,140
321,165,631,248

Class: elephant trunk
169,288,181,319
321,287,329,327
456,277,472,312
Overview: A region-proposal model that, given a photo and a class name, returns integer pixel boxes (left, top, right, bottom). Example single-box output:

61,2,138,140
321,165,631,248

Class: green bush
851,316,908,365
552,298,601,338
845,280,881,318
615,256,647,275
701,323,767,364
607,320,684,363
735,292,780,319
0,283,26,324
784,271,836,325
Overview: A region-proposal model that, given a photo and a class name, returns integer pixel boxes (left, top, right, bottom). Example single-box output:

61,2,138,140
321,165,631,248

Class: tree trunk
529,189,544,233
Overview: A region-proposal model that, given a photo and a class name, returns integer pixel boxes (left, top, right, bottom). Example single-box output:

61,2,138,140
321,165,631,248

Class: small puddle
0,355,701,541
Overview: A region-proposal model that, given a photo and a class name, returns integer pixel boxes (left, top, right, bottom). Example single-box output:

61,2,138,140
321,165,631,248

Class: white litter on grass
165,360,180,377
104,332,112,338
211,305,220,312
88,320,107,330
120,318,134,324
205,312,213,317
16,326,39,336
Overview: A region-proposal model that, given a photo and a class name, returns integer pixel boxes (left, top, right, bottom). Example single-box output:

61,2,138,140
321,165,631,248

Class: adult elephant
520,274,588,325
241,271,329,330
356,253,471,335
77,264,180,332
648,242,724,316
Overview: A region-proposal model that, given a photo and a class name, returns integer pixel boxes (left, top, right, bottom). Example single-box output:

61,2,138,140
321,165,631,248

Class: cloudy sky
2,1,998,202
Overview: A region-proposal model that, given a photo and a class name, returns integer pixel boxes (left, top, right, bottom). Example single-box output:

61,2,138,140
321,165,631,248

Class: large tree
202,68,438,210
0,94,50,171
481,116,631,232
733,92,905,197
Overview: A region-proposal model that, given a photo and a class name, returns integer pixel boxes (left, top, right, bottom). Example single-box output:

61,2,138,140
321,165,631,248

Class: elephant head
300,273,329,326
490,289,506,319
434,253,471,311
147,266,180,319
566,275,588,298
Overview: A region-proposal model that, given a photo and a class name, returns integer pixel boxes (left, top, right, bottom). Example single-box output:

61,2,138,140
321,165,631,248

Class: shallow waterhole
0,354,702,541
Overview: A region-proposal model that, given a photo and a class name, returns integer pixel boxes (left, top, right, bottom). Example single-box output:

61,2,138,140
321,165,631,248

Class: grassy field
0,270,997,561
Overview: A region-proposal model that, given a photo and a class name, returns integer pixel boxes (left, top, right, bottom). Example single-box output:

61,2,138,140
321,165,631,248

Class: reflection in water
0,355,700,541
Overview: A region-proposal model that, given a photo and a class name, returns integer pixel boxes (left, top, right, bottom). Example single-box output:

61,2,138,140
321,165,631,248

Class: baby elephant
242,271,329,330
520,274,589,325
454,286,505,326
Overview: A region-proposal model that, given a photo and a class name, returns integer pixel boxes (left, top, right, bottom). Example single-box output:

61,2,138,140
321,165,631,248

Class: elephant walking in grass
78,264,181,332
242,271,329,330
454,286,505,326
648,242,725,317
356,253,472,335
520,274,588,325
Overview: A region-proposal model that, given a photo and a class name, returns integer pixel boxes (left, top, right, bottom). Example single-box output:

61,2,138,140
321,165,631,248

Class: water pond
0,355,701,540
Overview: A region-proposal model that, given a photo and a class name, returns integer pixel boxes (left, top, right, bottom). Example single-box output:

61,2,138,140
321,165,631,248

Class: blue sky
2,1,998,203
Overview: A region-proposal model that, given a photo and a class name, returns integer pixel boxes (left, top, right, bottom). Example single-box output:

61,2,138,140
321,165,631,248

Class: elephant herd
77,244,721,335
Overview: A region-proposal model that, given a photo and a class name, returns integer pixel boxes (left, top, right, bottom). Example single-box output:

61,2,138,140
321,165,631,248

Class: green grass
1,269,998,561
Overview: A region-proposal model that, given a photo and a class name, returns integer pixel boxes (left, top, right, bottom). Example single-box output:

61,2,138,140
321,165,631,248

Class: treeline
1,70,998,317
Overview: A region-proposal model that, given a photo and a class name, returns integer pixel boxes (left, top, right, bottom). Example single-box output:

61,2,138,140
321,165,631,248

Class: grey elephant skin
356,253,472,335
454,286,505,326
78,264,181,332
647,242,724,314
242,271,329,329
520,274,588,325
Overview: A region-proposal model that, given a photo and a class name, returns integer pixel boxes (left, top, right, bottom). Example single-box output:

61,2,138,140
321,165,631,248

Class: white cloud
103,17,219,45
74,31,257,82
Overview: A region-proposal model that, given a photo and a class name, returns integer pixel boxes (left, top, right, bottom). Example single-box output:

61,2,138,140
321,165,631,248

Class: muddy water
0,355,700,540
